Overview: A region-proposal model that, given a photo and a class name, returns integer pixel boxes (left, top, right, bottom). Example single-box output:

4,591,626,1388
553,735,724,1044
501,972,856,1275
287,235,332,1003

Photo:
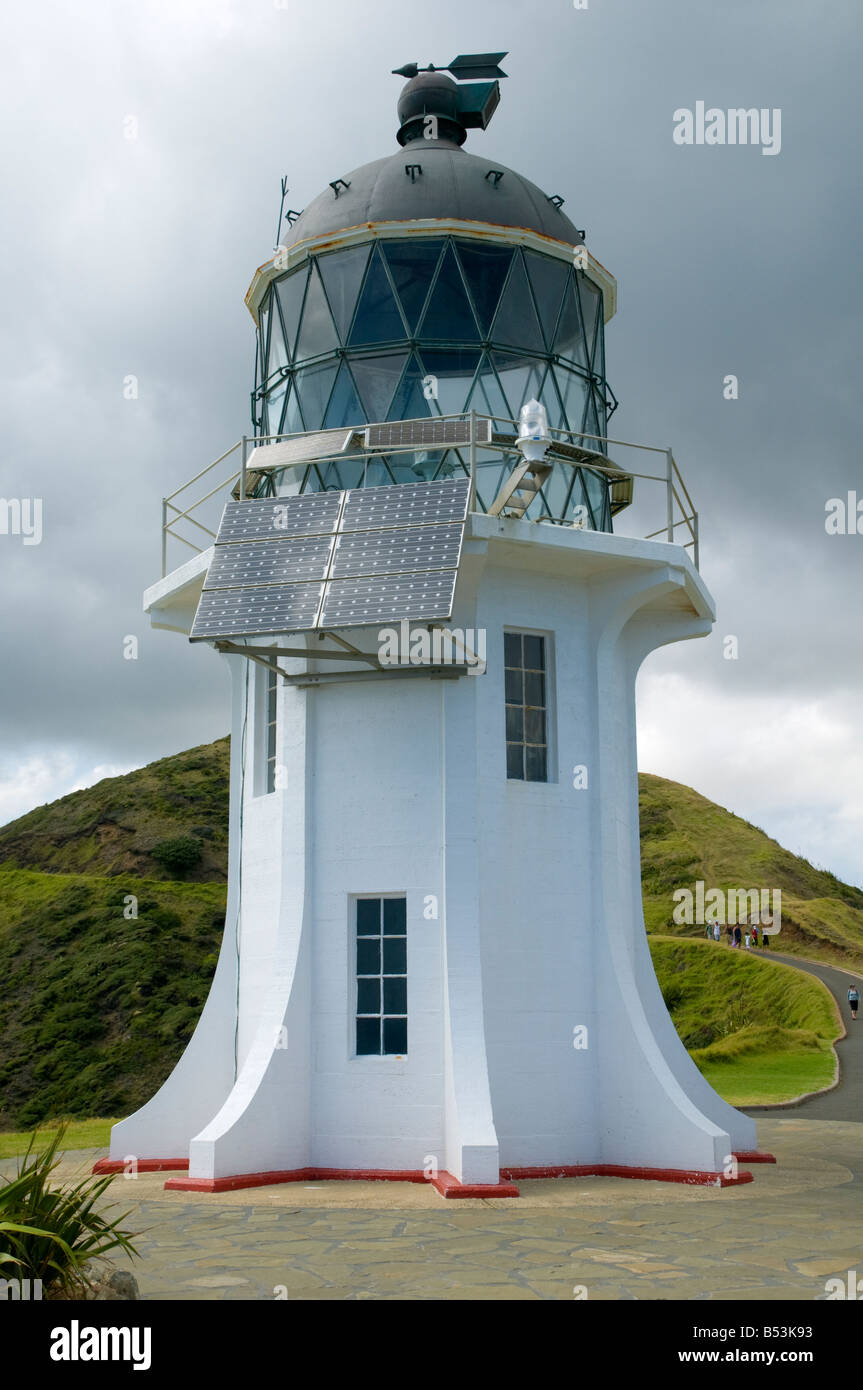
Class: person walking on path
849,985,860,1020
733,924,742,948
713,922,721,943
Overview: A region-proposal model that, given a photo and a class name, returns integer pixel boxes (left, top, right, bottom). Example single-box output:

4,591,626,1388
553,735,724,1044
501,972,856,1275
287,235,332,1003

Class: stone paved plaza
27,1117,863,1301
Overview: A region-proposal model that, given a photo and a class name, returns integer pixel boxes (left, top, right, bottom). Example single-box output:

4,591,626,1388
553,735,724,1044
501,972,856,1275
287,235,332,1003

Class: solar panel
321,572,458,627
203,536,334,589
245,430,361,472
364,418,491,450
331,524,463,578
191,583,324,639
217,493,342,543
192,476,471,639
342,479,469,532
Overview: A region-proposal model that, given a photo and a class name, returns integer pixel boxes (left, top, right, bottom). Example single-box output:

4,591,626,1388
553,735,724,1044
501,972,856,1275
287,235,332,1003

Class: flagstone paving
6,1118,860,1301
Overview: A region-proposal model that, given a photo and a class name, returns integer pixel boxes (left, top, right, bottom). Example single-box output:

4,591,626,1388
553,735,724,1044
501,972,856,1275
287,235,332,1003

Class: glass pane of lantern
265,379,287,435
267,308,289,378
349,246,406,345
455,241,513,335
383,239,444,333
419,243,479,341
492,351,545,417
578,277,601,366
294,360,339,431
468,354,512,425
276,265,308,359
525,252,569,350
553,276,588,369
416,348,480,416
350,352,409,423
317,244,370,343
387,354,433,421
322,361,364,429
490,252,544,353
295,264,339,361
554,367,589,435
282,379,303,434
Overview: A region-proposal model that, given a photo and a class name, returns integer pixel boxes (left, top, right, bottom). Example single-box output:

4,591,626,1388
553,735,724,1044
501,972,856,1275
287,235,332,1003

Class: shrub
149,837,203,874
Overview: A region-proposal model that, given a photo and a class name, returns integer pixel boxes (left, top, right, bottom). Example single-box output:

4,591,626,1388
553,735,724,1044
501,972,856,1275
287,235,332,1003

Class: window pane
383,977,407,1014
525,745,547,782
316,245,370,343
507,742,524,779
356,899,381,935
506,705,524,741
349,246,406,346
455,242,513,336
356,1017,380,1055
383,1017,407,1055
524,670,545,706
349,352,409,424
491,252,544,353
294,361,339,432
383,898,406,935
382,239,444,333
525,707,545,744
504,667,522,703
523,635,545,670
275,266,308,360
524,252,569,351
419,244,479,342
382,937,407,974
294,265,339,361
503,632,522,666
357,938,381,974
357,977,380,1014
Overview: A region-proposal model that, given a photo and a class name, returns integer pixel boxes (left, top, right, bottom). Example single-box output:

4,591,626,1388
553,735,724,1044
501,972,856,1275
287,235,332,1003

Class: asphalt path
743,950,863,1121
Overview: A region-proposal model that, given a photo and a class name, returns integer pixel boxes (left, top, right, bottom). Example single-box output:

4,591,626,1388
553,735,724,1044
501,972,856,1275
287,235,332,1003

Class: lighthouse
100,54,765,1195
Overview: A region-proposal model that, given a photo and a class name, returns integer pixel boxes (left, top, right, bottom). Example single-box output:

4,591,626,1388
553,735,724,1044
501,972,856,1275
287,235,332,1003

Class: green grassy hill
0,740,857,1129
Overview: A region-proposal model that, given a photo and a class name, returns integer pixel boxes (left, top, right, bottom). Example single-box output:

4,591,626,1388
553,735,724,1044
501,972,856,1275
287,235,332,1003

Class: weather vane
392,52,508,81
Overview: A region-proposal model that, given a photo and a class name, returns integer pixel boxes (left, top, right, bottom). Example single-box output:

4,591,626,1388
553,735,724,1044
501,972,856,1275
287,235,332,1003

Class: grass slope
0,867,225,1130
640,773,863,969
650,937,839,1105
0,739,858,1128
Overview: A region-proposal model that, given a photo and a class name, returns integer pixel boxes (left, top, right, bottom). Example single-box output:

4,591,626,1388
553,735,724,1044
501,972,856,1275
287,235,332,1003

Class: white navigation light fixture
517,398,551,458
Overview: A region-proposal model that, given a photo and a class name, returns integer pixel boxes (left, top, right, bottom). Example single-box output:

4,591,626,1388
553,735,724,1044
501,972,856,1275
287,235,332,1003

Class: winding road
743,950,863,1120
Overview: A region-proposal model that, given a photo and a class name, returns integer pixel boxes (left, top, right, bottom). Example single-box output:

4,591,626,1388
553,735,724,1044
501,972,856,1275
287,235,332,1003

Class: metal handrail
159,413,700,575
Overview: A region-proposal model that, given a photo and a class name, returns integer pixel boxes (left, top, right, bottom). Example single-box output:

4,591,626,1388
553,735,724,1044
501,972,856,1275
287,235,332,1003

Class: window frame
503,627,556,785
351,894,408,1059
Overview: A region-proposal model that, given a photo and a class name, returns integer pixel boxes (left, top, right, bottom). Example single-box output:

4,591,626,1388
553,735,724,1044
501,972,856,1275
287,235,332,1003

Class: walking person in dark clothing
849,985,860,1020
733,924,742,948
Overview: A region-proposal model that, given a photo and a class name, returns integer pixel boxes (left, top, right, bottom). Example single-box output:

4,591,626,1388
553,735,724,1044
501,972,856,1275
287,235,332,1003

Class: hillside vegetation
0,740,857,1127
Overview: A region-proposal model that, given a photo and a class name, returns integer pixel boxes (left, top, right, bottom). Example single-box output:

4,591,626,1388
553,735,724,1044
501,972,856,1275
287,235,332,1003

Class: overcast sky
1,0,861,884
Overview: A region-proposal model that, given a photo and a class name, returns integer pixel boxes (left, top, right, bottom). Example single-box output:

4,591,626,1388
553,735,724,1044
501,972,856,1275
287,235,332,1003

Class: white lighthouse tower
99,55,768,1195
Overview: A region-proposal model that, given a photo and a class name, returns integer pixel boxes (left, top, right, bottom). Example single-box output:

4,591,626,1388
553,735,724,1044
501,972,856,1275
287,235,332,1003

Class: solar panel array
190,478,470,641
364,417,491,450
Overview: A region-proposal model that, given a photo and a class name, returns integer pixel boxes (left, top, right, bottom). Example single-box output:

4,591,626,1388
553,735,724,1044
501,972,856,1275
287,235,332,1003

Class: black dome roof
284,143,583,250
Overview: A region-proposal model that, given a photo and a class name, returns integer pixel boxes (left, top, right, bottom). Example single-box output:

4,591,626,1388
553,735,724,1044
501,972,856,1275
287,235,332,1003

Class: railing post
240,435,247,501
161,498,167,577
665,449,674,543
693,510,700,570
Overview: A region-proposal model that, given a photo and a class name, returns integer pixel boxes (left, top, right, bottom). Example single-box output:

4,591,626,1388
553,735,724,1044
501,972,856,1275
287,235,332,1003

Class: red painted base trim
501,1163,753,1188
163,1166,519,1197
157,1159,756,1195
431,1171,520,1199
732,1150,777,1165
92,1158,189,1175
